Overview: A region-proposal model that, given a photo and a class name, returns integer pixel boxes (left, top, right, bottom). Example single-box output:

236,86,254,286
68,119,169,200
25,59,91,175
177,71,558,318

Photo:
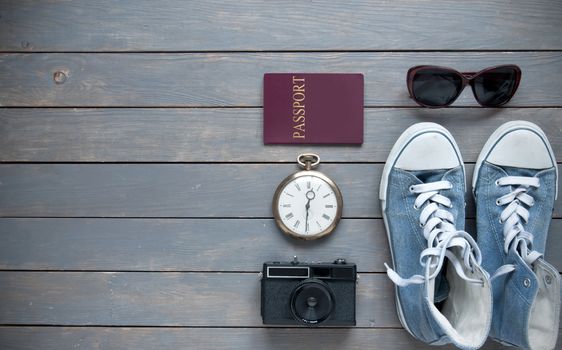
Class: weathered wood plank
1,272,561,328
0,272,396,327
1,164,561,218
1,108,561,163
0,218,560,272
1,52,562,107
0,218,387,272
0,164,376,218
0,327,541,350
1,1,561,51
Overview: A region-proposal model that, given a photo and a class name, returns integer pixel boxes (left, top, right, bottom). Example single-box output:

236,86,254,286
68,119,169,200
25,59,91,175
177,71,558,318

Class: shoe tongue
411,168,456,303
428,247,467,304
434,267,450,303
409,169,449,184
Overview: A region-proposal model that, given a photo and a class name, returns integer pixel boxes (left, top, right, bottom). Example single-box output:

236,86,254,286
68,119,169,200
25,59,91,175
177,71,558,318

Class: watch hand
305,190,315,233
305,198,311,232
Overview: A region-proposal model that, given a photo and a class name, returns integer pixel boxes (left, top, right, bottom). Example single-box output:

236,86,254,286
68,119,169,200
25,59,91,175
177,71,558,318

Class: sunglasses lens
473,67,519,106
411,69,463,107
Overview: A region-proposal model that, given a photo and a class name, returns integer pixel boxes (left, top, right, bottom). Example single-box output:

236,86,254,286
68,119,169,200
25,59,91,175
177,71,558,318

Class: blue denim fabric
385,165,466,344
474,161,560,349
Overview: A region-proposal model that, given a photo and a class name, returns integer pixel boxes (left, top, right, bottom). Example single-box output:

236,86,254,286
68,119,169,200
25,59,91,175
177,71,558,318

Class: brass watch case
272,169,343,240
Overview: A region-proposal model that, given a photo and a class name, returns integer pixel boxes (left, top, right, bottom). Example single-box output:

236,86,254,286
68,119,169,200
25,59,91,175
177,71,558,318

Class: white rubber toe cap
394,127,462,171
486,128,555,169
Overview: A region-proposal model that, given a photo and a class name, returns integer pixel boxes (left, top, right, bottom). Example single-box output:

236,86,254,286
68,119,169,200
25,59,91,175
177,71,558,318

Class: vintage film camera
261,257,356,326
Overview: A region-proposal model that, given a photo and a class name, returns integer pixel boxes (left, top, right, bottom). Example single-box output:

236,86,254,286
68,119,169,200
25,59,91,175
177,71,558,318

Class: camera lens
290,279,335,325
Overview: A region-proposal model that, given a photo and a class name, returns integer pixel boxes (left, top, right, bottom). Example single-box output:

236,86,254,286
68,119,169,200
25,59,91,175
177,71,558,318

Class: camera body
261,258,356,326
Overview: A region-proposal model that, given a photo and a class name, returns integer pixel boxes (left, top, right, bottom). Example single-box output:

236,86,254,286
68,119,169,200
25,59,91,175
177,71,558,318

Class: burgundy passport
263,73,364,144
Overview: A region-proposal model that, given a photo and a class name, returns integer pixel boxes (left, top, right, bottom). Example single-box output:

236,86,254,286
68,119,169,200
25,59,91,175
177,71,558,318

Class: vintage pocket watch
272,153,343,240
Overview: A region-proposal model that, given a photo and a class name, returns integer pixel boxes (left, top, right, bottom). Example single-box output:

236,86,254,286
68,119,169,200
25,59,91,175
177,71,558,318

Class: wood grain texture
1,108,561,163
0,218,560,273
1,164,561,218
1,0,561,347
1,52,562,107
0,272,396,327
0,327,542,350
1,272,561,328
1,0,561,51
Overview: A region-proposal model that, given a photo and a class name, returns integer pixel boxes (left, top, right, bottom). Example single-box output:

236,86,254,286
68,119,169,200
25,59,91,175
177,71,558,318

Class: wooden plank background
1,53,562,107
0,218,560,272
0,108,560,162
1,164,562,218
0,1,561,349
1,0,561,51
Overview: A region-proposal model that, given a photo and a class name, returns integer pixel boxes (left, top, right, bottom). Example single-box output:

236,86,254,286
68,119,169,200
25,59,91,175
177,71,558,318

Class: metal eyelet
523,278,531,288
419,222,424,228
495,180,500,186
409,185,415,193
495,199,501,206
545,275,553,285
413,204,419,210
499,218,503,224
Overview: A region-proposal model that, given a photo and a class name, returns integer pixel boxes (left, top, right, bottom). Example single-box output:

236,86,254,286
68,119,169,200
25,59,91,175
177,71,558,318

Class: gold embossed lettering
291,76,306,139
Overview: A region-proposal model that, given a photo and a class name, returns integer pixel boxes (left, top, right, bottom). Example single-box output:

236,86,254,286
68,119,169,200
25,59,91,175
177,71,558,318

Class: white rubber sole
379,122,464,336
472,120,558,199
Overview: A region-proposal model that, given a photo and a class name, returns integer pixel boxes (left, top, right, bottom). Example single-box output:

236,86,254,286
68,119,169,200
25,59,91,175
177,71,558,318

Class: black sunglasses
407,65,522,108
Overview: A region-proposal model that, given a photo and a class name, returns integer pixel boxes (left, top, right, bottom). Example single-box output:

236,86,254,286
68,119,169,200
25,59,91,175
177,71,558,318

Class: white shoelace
385,180,484,287
493,176,542,275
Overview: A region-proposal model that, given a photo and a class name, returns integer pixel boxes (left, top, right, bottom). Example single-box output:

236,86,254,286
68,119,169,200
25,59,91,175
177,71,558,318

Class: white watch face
276,174,339,237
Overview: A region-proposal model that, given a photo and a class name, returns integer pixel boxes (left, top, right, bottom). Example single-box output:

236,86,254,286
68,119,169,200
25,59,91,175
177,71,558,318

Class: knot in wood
53,71,67,84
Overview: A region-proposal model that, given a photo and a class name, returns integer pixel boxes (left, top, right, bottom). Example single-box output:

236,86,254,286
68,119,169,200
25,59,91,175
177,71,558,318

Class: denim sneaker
380,123,492,350
473,121,560,350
